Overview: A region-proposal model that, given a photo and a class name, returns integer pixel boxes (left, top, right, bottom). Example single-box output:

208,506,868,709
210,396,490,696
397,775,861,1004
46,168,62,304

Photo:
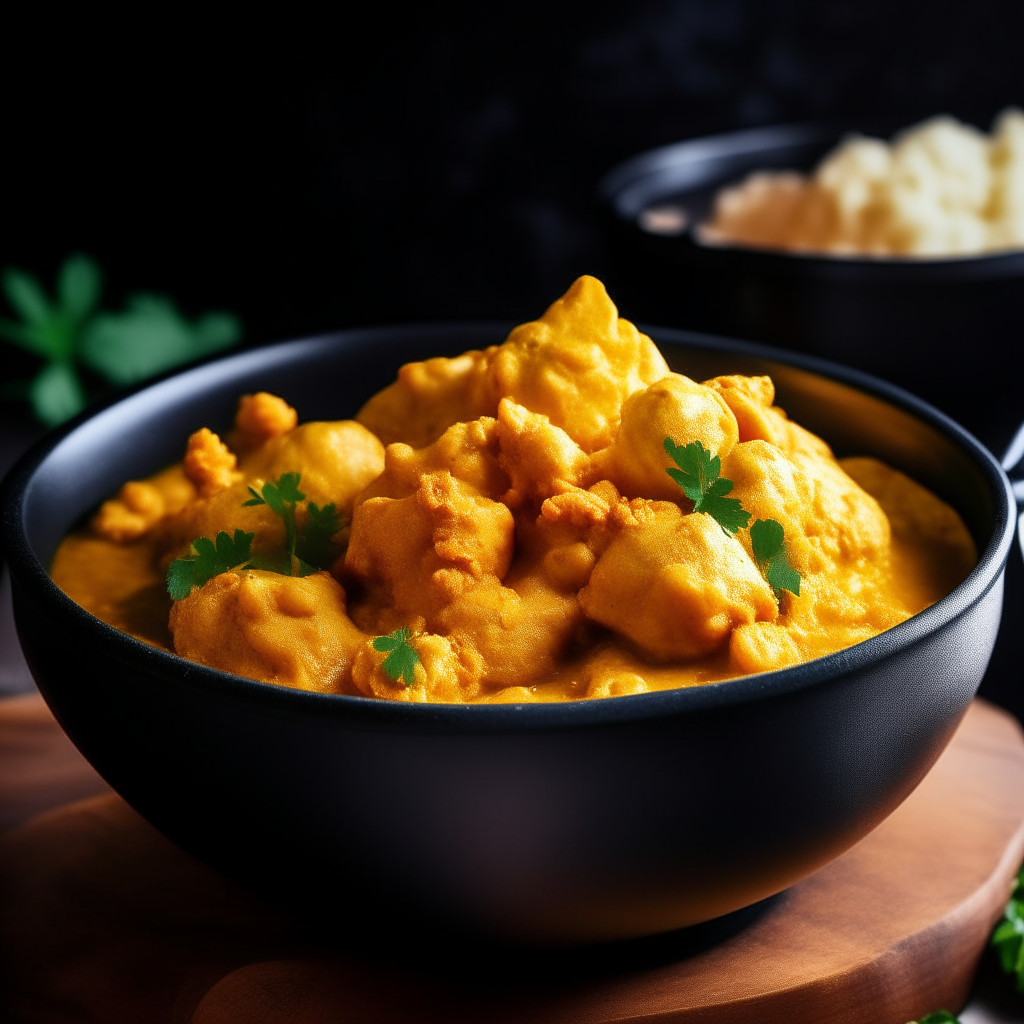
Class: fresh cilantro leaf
992,865,1024,992
661,438,800,598
913,1013,961,1024
663,436,717,504
700,485,753,536
242,486,267,508
750,517,785,563
239,480,342,576
296,501,342,570
244,473,304,514
750,518,801,599
766,555,802,599
275,472,305,504
372,626,421,686
241,474,342,575
664,437,751,535
166,529,255,599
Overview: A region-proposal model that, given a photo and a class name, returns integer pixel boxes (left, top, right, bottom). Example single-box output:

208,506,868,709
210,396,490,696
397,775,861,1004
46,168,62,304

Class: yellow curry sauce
51,276,977,703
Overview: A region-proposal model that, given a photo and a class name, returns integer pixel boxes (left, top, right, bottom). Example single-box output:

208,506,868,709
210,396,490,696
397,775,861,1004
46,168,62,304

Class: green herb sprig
243,472,307,575
166,530,255,600
166,473,343,598
664,437,801,600
909,1013,960,1024
299,501,345,569
372,626,421,686
750,518,802,600
991,864,1024,991
663,438,750,535
0,254,240,426
242,472,343,577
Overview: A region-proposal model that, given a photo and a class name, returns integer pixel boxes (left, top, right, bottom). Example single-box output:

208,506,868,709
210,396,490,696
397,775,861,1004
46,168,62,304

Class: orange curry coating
51,276,977,703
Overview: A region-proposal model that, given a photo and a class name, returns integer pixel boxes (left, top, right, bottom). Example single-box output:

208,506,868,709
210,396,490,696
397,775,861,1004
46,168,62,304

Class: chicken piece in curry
51,276,977,703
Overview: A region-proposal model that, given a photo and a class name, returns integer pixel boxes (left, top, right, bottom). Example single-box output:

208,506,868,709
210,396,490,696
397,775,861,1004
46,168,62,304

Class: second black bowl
600,122,1024,446
0,324,1015,944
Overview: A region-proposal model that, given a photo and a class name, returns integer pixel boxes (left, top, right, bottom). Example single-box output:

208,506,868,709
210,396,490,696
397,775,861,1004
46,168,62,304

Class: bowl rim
0,322,1015,732
599,120,1024,281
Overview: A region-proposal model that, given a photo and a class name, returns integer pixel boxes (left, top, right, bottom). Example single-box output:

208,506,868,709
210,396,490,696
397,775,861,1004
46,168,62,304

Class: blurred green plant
992,863,1024,991
0,254,240,426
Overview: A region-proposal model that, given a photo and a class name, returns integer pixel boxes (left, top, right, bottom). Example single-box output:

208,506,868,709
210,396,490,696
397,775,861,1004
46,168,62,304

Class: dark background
2,1,1023,341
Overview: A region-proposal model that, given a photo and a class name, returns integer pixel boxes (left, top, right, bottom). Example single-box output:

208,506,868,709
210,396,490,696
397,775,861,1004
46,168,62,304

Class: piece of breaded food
491,275,670,453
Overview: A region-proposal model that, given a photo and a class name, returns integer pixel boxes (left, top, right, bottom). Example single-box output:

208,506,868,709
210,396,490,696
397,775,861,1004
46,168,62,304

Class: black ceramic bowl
0,324,1015,945
600,123,1024,445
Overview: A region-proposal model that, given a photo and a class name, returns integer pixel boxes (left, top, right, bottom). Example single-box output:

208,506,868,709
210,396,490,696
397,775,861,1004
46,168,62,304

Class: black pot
0,324,1014,945
600,123,1024,448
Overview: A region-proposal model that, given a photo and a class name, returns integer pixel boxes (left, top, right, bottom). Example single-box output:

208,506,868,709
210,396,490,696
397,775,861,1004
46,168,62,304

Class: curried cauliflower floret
596,374,739,500
351,631,485,703
433,573,584,688
357,347,501,449
540,539,598,592
724,440,890,575
496,399,594,507
701,375,778,444
579,502,777,661
169,570,366,692
357,417,508,505
345,469,516,623
92,466,197,542
702,375,832,460
228,392,299,454
167,480,288,564
183,427,241,497
490,275,669,452
241,420,385,512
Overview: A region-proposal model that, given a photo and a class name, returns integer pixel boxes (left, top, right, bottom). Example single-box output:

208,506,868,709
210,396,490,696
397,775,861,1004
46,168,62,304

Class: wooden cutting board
1,694,1022,1024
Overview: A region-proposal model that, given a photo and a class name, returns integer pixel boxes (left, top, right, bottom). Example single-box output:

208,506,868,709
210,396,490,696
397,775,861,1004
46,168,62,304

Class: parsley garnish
911,1013,960,1023
296,501,343,570
166,473,344,598
166,529,255,600
750,518,801,599
372,626,421,686
663,436,801,601
243,472,340,577
991,864,1024,991
663,437,751,535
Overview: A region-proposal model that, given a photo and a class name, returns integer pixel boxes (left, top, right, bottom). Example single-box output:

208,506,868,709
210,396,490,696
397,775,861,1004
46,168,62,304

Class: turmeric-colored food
51,276,977,703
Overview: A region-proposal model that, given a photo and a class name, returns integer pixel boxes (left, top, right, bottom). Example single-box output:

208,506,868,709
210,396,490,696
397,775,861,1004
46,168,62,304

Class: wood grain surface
1,695,1022,1024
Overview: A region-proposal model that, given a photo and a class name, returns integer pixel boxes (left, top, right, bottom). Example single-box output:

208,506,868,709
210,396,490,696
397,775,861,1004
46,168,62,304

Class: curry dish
51,276,977,703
